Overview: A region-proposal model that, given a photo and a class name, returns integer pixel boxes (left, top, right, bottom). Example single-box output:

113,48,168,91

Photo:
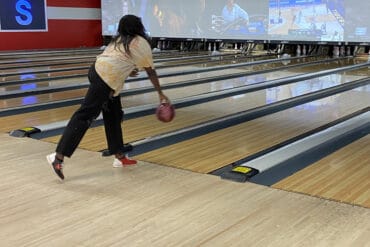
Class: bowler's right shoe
46,153,64,180
112,155,137,168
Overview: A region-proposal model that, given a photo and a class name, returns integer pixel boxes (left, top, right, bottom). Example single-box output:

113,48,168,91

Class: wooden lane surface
0,61,367,135
0,48,204,61
273,134,370,208
0,57,96,69
0,66,248,110
0,58,351,133
0,55,307,108
0,56,345,110
0,49,240,72
1,68,88,83
1,134,369,246
0,50,100,60
0,69,294,131
40,75,369,154
0,53,300,91
0,56,193,75
126,88,368,171
0,61,93,73
0,53,271,83
0,50,204,65
0,53,272,88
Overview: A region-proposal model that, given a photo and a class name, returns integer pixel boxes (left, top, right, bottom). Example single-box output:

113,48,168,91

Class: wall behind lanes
0,0,102,51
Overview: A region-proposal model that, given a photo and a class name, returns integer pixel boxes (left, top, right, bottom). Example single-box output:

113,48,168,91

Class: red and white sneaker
112,155,137,167
46,153,64,180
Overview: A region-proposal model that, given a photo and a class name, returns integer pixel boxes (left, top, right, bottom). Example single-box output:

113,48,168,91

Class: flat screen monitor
101,0,370,43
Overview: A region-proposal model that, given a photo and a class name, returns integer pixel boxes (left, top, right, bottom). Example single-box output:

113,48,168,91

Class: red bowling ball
156,102,175,123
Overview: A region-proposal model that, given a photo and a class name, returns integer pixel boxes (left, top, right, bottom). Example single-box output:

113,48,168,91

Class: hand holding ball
156,102,175,122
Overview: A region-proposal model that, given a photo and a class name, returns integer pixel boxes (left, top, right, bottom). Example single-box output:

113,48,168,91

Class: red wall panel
47,0,101,8
1,20,102,50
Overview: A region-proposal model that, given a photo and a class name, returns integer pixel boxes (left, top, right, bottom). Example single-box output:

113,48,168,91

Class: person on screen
331,30,342,41
46,15,170,180
221,0,249,32
149,0,186,36
182,0,208,37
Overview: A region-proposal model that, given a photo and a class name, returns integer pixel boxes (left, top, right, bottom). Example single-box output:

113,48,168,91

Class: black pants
56,64,124,157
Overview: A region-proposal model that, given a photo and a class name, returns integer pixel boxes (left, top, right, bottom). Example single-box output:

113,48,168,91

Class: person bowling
47,15,169,180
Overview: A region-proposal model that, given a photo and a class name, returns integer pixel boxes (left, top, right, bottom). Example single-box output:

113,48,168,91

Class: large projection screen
101,0,370,43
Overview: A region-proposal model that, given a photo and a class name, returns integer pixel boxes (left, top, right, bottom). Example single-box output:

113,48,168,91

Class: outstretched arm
144,67,169,103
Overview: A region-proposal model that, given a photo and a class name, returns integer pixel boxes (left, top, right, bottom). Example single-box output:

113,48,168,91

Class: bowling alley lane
0,68,89,84
40,73,369,155
0,57,362,133
0,53,274,84
0,51,99,62
0,66,251,110
273,134,370,208
0,61,248,94
0,68,292,133
1,60,92,72
132,86,369,173
0,55,347,110
0,49,224,73
1,57,367,133
0,57,96,70
0,49,182,65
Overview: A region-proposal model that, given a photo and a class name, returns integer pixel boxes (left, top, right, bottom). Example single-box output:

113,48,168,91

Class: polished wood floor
1,133,369,247
40,60,370,209
274,134,370,208
0,57,363,132
0,48,369,246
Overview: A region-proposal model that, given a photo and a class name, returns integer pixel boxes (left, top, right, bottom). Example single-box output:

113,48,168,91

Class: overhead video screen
268,0,344,41
204,0,269,39
101,0,269,40
344,1,370,42
101,0,370,43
